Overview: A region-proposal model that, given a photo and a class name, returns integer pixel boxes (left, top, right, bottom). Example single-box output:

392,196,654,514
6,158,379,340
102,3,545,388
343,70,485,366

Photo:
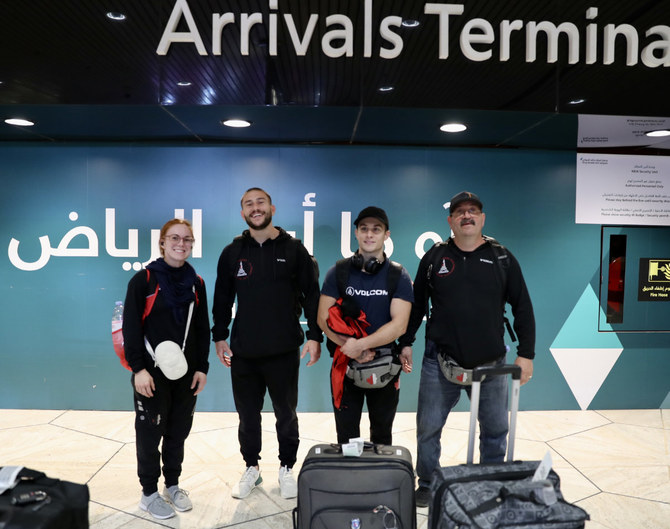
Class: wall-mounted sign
158,0,670,67
576,154,670,226
638,258,670,301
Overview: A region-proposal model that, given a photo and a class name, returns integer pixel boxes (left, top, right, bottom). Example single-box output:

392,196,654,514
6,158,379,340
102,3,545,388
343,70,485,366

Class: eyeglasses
165,235,195,245
451,207,482,218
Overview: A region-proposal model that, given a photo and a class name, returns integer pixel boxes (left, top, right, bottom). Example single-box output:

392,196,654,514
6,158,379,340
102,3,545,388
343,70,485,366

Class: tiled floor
0,409,668,528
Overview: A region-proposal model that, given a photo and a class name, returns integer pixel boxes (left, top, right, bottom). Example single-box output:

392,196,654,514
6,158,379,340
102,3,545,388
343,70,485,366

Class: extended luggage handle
467,364,521,465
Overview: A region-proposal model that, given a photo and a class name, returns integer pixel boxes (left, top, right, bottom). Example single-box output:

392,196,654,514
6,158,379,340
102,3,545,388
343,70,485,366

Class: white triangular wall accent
550,348,623,410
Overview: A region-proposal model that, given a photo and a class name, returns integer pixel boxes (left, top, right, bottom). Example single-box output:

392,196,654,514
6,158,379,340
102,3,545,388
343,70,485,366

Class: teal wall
1,144,668,411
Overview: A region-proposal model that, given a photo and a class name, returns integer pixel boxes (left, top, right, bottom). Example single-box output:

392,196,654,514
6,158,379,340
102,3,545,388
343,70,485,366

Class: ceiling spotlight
222,119,251,128
646,129,670,137
440,123,467,133
402,19,420,28
378,86,395,93
5,118,34,127
177,81,192,87
106,12,126,21
567,98,586,105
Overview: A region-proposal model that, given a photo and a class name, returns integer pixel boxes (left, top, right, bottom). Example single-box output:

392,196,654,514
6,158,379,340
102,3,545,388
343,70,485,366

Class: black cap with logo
449,191,483,214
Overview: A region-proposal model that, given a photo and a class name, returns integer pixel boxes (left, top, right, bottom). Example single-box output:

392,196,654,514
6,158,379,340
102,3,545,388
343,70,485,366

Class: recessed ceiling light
106,12,126,21
646,129,670,137
440,123,467,133
402,19,420,28
378,86,394,93
177,81,192,87
5,118,34,127
222,119,251,128
567,98,586,105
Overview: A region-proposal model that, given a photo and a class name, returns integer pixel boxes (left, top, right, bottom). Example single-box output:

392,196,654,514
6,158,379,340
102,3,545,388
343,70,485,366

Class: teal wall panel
1,144,668,411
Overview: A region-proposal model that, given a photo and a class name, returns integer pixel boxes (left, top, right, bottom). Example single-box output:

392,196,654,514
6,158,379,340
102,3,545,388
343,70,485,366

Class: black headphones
351,251,386,274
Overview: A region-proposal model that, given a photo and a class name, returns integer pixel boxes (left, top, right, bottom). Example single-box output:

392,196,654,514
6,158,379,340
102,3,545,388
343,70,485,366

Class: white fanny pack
144,299,194,380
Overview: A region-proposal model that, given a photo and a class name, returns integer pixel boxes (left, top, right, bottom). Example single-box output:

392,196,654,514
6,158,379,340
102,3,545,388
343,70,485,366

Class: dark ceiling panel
0,1,668,150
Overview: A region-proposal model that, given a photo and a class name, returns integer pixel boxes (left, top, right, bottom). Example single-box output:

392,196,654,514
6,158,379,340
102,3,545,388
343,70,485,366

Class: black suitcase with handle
0,467,89,529
428,365,589,529
294,443,416,529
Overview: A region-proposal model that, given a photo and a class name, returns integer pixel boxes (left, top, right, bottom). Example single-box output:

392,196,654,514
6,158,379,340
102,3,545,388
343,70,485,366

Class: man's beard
245,210,272,231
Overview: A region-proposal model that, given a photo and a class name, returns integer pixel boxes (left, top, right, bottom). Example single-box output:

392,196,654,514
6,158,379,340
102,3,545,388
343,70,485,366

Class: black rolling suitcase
294,443,416,529
428,365,589,529
0,467,89,529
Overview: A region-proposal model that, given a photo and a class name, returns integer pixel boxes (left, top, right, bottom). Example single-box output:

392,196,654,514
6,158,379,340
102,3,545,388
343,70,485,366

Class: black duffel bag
0,467,89,529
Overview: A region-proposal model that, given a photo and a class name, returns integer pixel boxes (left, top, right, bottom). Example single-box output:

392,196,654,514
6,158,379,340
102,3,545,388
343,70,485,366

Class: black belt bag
346,347,401,389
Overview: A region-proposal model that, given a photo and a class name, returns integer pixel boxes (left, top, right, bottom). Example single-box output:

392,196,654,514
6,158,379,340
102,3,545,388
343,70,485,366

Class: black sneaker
415,486,431,508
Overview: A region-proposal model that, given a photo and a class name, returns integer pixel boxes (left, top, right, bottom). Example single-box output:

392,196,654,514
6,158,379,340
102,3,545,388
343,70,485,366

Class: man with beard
212,187,322,500
398,191,535,508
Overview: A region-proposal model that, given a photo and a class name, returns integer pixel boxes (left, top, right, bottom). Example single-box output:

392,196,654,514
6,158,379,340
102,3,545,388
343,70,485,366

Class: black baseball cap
354,206,390,229
449,191,483,214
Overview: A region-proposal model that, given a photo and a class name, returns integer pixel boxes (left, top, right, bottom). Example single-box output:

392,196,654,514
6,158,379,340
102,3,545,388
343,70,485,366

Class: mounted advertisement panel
576,154,670,226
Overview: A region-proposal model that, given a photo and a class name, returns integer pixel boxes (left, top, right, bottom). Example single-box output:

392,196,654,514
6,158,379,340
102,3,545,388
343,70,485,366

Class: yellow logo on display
647,260,670,282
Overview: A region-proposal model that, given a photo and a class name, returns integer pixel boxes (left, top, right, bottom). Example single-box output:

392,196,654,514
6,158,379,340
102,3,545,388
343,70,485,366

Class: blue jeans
416,339,509,487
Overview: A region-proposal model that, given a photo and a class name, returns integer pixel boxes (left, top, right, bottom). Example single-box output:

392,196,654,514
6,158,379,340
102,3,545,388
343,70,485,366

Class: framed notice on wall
638,259,670,301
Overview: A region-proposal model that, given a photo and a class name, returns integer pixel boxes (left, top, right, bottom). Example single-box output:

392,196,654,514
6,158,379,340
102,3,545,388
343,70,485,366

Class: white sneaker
232,467,262,499
278,466,297,499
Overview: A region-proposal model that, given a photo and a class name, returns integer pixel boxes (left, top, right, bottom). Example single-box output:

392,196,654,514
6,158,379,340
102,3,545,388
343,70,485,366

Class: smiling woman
121,216,210,520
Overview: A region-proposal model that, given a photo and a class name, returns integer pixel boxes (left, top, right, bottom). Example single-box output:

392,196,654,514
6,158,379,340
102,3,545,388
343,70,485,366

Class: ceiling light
440,123,467,133
646,129,670,137
106,12,126,21
222,119,251,128
378,86,394,93
177,81,192,87
402,19,420,28
5,118,34,126
568,98,586,105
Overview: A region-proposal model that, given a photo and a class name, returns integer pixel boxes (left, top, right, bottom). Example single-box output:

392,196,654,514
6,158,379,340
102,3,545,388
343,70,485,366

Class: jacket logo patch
436,257,455,277
236,259,253,279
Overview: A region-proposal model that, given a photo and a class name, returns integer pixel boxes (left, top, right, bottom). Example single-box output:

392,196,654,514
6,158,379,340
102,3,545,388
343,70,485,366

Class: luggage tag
532,451,553,482
531,451,557,505
342,437,364,457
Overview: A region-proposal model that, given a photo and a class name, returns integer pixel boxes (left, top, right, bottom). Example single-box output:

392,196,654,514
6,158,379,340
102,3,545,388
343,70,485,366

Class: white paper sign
576,154,670,226
578,115,670,149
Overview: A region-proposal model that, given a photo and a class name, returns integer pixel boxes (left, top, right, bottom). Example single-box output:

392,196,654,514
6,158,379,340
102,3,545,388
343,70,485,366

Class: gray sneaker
232,466,262,499
163,486,193,512
139,492,176,520
278,466,297,499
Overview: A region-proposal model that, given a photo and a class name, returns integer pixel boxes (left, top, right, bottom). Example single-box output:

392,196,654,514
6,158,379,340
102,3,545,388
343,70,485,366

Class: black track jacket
400,238,535,368
211,227,322,358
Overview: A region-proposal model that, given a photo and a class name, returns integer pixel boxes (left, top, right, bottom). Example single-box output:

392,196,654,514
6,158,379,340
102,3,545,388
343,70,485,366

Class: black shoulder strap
335,258,350,297
483,235,516,343
387,260,403,299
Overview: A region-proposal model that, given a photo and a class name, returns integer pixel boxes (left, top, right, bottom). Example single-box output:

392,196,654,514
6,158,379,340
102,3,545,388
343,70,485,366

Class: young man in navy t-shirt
318,206,414,445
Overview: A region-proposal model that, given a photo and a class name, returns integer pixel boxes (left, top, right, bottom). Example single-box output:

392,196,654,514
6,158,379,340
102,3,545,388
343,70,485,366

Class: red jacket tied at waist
327,297,370,409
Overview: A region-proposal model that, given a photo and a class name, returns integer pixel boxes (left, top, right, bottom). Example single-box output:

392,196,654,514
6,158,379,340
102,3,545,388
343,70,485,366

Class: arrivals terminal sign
157,0,670,67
